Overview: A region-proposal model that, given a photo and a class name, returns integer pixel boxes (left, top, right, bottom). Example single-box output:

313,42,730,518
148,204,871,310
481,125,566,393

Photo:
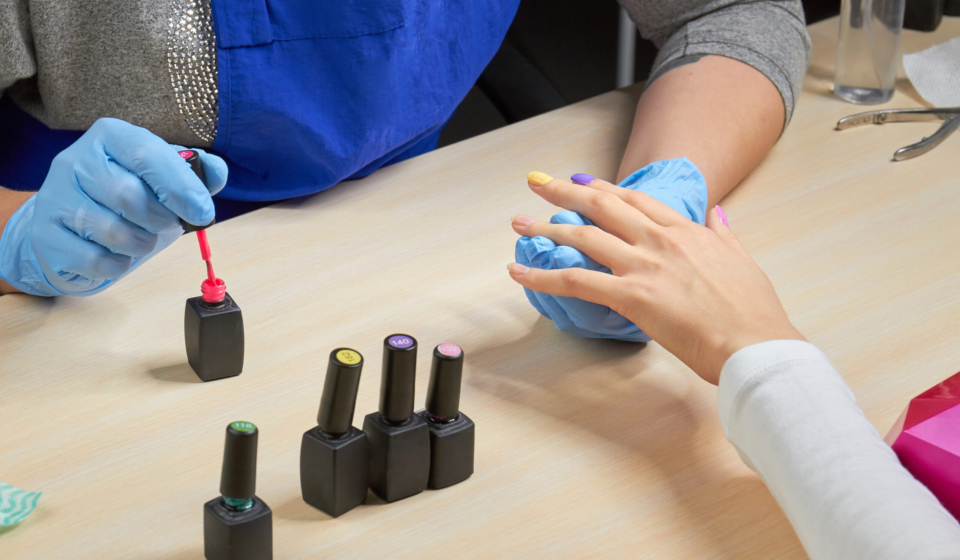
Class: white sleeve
718,340,960,560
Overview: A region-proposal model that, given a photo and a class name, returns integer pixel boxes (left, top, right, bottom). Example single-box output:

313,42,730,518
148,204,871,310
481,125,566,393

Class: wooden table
2,16,958,559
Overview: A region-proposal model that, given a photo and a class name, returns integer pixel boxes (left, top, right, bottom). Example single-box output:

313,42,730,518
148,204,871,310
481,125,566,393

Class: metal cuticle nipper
836,107,960,161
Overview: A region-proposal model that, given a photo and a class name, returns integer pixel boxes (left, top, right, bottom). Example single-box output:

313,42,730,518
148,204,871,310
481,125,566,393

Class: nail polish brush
177,149,225,304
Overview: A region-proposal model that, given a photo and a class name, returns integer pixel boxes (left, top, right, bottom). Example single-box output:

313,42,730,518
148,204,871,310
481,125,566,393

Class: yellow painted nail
526,171,553,186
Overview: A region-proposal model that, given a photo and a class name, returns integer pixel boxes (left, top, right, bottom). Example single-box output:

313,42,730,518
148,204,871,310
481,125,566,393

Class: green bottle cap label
230,421,256,432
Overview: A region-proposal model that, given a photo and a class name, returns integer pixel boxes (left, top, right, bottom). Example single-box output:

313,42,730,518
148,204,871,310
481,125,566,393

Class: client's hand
515,158,708,342
507,173,804,384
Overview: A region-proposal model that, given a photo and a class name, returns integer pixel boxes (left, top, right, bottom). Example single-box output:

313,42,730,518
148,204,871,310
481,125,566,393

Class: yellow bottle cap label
336,349,362,365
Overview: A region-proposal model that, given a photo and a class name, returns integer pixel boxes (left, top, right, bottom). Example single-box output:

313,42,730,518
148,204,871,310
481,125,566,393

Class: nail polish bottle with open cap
180,148,243,382
185,287,244,382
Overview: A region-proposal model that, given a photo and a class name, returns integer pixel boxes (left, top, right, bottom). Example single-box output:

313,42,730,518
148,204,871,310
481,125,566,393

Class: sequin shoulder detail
166,0,218,143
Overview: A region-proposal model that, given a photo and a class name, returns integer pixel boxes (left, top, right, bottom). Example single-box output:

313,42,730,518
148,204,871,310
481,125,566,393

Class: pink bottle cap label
438,343,461,357
179,150,195,159
388,335,414,349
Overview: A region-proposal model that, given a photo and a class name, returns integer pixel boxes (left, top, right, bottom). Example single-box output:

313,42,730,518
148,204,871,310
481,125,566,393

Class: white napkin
903,37,960,107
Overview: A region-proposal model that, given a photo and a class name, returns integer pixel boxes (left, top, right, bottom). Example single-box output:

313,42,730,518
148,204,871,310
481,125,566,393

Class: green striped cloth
0,482,41,526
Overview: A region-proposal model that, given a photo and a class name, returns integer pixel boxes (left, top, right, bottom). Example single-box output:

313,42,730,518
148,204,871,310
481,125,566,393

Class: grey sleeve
625,0,812,128
0,0,35,92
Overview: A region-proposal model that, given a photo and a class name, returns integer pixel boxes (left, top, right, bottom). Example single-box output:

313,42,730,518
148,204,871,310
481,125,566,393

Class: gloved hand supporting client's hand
514,157,708,341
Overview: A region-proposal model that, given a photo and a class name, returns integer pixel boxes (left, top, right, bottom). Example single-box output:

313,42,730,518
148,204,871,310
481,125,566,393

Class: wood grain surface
1,17,958,560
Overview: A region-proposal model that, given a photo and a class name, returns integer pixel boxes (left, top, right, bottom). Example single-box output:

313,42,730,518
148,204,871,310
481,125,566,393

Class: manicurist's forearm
0,188,36,295
618,55,784,206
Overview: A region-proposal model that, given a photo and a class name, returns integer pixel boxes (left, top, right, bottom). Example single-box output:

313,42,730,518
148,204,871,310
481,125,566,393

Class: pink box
886,371,960,520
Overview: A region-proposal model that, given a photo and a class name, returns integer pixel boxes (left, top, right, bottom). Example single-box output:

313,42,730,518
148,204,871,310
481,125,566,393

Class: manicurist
1,1,808,303
0,0,518,295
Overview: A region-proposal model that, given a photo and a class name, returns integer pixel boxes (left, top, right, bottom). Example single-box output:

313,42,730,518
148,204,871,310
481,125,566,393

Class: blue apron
0,0,518,215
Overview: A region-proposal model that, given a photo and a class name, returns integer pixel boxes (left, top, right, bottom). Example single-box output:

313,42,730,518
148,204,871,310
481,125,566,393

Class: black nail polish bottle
204,422,272,560
416,344,475,489
300,348,370,518
185,294,244,382
362,334,430,502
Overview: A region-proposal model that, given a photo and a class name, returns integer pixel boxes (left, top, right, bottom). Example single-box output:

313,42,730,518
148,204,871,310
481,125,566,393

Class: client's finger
570,173,684,227
706,205,751,259
511,215,634,271
507,263,620,309
526,171,652,244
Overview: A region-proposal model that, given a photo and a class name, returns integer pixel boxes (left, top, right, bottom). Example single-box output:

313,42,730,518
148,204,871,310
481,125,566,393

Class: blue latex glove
515,157,708,341
0,118,228,296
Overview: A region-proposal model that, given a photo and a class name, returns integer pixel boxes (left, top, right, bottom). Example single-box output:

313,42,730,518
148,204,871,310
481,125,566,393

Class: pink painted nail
715,205,729,227
512,214,535,226
507,263,530,274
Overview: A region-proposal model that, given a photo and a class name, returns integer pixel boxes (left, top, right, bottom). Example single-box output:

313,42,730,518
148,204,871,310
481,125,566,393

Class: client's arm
507,174,960,558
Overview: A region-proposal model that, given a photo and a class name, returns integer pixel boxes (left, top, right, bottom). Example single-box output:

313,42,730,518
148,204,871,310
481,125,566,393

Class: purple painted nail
715,205,729,227
571,173,596,185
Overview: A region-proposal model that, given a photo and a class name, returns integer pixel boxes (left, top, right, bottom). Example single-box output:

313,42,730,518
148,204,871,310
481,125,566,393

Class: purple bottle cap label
388,335,415,349
437,343,461,357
